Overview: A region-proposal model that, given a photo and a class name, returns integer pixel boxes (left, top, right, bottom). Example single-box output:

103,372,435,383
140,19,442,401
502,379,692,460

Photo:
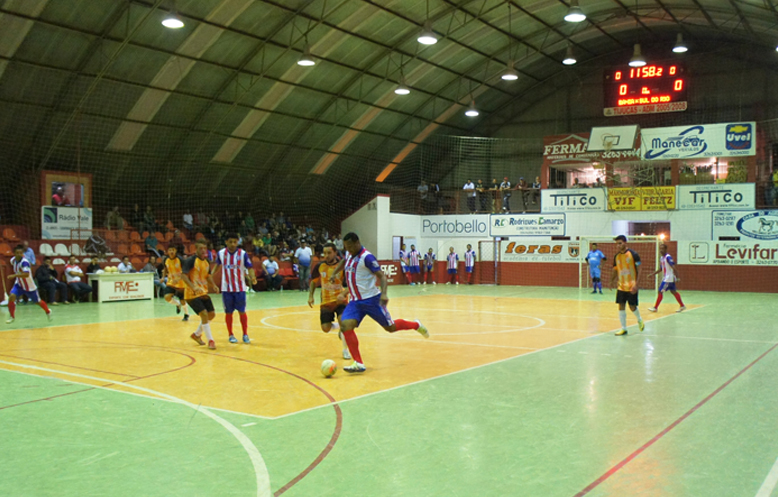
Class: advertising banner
543,133,640,168
501,240,579,263
712,210,778,241
678,240,778,266
641,122,756,160
490,214,566,237
607,187,676,211
41,206,93,240
541,188,606,212
420,215,489,237
90,273,154,302
676,184,754,210
378,261,403,285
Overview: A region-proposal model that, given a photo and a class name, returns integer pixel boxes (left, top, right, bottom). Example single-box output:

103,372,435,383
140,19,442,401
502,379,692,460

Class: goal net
579,236,661,299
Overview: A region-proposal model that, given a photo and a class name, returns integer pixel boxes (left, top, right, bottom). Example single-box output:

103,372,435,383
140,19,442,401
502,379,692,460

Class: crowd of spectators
458,176,542,213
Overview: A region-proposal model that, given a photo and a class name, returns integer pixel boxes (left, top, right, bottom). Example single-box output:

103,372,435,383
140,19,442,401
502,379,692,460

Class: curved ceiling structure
1,0,776,210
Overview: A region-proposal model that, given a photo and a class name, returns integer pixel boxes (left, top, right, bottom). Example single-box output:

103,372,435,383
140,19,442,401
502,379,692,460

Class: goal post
579,235,661,300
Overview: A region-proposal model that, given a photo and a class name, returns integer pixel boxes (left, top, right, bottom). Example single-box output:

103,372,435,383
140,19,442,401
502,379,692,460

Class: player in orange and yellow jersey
181,241,219,349
162,246,190,321
610,235,645,336
308,242,351,359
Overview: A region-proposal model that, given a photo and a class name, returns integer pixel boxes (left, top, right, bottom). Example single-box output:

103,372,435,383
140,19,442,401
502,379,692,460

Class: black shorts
320,303,347,325
164,286,185,299
615,290,639,307
187,296,215,315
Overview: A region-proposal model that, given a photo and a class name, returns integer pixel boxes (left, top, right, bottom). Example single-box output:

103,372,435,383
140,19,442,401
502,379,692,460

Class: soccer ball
321,359,337,378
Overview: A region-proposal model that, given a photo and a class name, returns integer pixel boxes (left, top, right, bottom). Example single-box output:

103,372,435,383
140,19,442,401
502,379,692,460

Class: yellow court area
0,295,688,418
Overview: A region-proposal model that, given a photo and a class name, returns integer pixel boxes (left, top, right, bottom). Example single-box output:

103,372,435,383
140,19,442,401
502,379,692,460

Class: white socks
201,323,214,341
619,310,627,329
632,308,642,321
331,321,340,331
195,324,202,336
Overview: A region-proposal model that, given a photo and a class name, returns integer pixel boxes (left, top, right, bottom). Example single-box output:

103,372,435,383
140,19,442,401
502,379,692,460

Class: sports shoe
422,281,426,285
591,290,597,294
63,301,70,305
638,320,645,332
243,334,251,344
176,305,181,315
229,335,238,344
208,340,216,350
598,291,603,294
445,282,450,285
342,348,351,360
455,282,459,285
676,306,686,313
182,314,189,322
344,361,366,373
47,311,53,322
647,307,658,312
615,329,628,336
432,281,436,285
52,302,59,306
6,317,14,324
415,320,429,339
190,333,205,345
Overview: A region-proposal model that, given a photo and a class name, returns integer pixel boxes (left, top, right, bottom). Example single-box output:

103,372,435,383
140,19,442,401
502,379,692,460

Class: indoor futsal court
3,0,778,496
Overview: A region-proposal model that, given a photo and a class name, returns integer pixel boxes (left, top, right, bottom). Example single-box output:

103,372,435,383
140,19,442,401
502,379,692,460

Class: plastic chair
195,232,206,241
2,228,19,242
164,232,174,242
130,257,143,267
155,232,165,243
40,244,55,256
130,244,143,255
52,257,66,265
105,231,118,242
0,243,13,257
130,231,141,242
118,244,129,256
70,244,82,256
118,231,129,242
54,243,70,256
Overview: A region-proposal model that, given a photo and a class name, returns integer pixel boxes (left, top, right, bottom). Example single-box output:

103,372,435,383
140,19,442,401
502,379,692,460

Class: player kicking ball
610,235,645,336
647,243,686,313
329,232,429,373
212,233,256,344
181,241,219,349
308,242,351,359
5,245,52,324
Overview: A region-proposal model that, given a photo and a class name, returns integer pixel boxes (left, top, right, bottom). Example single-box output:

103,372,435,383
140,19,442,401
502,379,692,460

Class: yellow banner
607,187,676,211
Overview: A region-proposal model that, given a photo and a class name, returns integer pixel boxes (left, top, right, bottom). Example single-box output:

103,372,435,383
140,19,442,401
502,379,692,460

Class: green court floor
1,286,777,497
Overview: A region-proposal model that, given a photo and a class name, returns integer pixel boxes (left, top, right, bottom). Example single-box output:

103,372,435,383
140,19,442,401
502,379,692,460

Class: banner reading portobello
541,188,606,212
420,215,489,237
607,187,676,211
641,122,756,160
490,213,566,237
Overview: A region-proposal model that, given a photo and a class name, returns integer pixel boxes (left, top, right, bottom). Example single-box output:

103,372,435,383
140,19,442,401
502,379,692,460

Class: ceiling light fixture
297,45,315,66
501,61,519,81
672,33,688,53
395,76,410,95
417,20,438,45
465,101,479,117
562,45,577,65
564,0,586,23
629,43,646,67
162,12,184,29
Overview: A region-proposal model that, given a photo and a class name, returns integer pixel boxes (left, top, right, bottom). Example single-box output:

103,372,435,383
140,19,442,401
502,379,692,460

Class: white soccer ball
321,359,337,378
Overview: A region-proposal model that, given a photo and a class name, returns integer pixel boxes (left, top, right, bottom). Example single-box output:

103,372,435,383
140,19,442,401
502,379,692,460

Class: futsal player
446,247,459,285
308,242,351,359
181,241,219,349
423,248,436,285
162,246,190,321
610,235,645,336
585,243,606,294
212,233,256,344
329,232,429,373
5,245,51,324
399,244,412,285
648,243,686,313
408,244,421,285
464,244,476,285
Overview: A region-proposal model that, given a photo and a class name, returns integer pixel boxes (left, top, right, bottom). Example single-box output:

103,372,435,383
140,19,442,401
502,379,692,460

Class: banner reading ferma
607,187,676,211
543,133,640,169
41,206,93,239
641,122,756,160
490,214,566,237
501,240,579,263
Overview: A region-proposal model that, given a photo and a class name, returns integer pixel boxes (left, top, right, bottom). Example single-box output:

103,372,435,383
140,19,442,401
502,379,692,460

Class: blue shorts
11,285,40,303
222,291,246,313
341,294,393,328
425,265,433,271
589,268,601,279
658,282,677,293
400,264,408,273
447,268,457,274
465,266,474,273
409,266,420,274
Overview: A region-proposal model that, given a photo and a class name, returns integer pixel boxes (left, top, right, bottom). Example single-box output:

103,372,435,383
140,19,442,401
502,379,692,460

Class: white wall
341,196,382,255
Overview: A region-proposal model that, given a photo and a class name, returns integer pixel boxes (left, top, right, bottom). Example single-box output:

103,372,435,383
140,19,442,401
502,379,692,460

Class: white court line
0,360,271,497
642,334,778,345
756,456,778,497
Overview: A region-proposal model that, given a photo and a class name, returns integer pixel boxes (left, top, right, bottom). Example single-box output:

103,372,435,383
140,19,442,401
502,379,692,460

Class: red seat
130,231,141,242
130,243,143,255
117,244,129,256
3,228,20,242
118,231,129,242
0,243,13,257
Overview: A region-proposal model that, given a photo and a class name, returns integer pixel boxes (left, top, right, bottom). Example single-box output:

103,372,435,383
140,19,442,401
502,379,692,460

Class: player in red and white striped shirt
464,244,477,285
408,245,421,285
212,233,256,344
6,245,51,324
423,248,436,285
446,247,459,285
398,244,413,285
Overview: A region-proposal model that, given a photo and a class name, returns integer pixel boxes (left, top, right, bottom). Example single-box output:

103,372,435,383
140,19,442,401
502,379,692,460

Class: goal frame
578,235,661,300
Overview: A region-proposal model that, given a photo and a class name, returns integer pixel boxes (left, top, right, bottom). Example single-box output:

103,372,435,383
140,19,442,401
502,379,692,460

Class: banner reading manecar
641,122,756,160
607,187,676,211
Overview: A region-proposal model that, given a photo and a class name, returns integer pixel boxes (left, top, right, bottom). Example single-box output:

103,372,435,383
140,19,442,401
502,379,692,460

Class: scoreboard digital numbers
603,62,688,117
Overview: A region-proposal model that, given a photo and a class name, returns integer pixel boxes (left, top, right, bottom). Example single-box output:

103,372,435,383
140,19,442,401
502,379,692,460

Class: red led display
604,62,688,117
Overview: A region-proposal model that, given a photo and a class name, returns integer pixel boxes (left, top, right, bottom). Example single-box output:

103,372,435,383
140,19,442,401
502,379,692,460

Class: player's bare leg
322,320,350,359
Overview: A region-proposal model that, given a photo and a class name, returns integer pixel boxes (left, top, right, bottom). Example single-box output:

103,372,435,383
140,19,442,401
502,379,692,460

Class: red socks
654,293,663,308
393,319,419,331
341,330,363,363
38,301,50,314
239,313,248,335
8,300,15,318
405,272,413,284
674,292,684,306
225,313,233,336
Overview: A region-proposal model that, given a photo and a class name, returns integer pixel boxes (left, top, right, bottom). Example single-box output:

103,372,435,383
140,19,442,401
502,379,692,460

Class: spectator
334,235,344,253
84,233,109,258
531,176,542,204
239,220,250,237
171,230,184,254
571,177,583,188
35,257,69,306
261,231,272,248
244,212,255,233
277,212,286,226
772,168,778,206
252,235,264,255
294,240,313,292
183,211,194,231
517,177,530,211
118,256,136,273
263,256,283,291
86,256,102,274
490,178,500,213
195,211,207,229
145,232,161,258
141,255,165,296
130,204,143,230
463,179,476,213
429,182,442,213
21,241,35,265
52,186,70,206
418,180,429,213
500,177,512,212
594,177,604,189
105,206,123,230
476,179,489,212
143,205,156,233
65,256,92,303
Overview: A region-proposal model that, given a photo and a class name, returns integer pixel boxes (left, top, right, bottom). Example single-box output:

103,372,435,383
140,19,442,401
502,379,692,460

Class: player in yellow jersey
610,235,645,336
181,241,219,349
308,242,351,359
162,246,190,321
